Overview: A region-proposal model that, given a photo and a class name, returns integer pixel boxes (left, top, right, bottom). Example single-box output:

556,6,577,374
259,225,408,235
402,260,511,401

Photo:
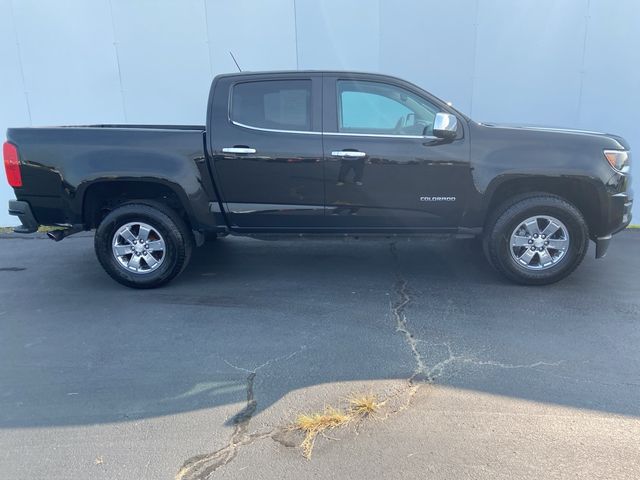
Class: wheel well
487,177,601,234
83,181,190,229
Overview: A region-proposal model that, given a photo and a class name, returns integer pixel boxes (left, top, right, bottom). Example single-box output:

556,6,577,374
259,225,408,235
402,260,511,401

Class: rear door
322,75,472,229
208,74,324,229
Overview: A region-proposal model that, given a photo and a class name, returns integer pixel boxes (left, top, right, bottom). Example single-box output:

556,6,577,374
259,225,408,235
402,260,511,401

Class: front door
209,74,324,229
322,76,471,230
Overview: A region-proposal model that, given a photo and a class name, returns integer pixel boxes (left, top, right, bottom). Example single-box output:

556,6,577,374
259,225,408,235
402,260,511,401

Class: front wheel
94,202,193,288
484,194,589,285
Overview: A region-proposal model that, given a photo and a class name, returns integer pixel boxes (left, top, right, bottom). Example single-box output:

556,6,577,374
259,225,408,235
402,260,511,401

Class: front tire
94,202,193,288
484,194,589,285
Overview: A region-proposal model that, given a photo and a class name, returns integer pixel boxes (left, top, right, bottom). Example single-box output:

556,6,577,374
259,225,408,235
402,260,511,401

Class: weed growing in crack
295,406,351,458
293,393,388,459
347,393,386,417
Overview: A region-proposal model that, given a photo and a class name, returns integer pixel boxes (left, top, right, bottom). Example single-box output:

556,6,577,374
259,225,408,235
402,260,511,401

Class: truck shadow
1,233,639,429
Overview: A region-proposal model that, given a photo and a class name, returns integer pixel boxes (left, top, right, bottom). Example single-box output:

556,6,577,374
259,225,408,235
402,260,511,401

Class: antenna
229,51,242,72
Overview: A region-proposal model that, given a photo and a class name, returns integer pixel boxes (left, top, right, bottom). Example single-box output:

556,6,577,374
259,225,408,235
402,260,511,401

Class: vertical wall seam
293,0,300,69
107,0,128,122
203,0,214,76
576,0,591,126
8,0,33,126
377,0,382,72
469,0,481,117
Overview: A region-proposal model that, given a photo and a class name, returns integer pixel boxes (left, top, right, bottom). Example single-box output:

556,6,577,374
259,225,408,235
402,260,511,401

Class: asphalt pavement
0,230,639,479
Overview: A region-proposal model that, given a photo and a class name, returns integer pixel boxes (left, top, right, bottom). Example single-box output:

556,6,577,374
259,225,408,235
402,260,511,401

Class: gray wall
1,0,638,225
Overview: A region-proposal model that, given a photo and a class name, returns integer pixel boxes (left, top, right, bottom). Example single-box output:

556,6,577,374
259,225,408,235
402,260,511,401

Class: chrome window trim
231,120,436,140
324,131,437,140
231,120,321,135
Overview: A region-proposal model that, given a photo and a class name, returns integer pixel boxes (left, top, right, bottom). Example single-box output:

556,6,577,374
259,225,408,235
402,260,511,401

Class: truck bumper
595,191,632,259
609,192,633,234
595,235,612,259
8,200,39,233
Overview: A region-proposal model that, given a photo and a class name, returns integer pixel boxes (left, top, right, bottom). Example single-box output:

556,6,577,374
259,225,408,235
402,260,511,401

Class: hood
478,122,630,150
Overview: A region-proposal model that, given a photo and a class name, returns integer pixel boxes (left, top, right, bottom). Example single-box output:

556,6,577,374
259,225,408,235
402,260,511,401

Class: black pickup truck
4,71,633,288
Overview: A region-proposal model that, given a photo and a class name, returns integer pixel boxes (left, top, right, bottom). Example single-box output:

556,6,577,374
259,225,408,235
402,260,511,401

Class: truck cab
208,72,472,231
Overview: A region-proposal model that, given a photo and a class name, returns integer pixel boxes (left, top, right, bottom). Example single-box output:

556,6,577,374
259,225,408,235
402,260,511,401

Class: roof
213,70,403,80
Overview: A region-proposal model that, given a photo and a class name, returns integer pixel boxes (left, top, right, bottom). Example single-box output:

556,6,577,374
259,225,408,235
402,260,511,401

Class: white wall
1,0,637,225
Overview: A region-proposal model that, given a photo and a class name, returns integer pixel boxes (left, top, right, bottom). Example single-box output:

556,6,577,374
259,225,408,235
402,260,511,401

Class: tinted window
231,80,312,131
337,80,438,136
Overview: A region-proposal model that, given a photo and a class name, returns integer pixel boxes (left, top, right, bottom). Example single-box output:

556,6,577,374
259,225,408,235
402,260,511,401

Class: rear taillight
3,141,22,187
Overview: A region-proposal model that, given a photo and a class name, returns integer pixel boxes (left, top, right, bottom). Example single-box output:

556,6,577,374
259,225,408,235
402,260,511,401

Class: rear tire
484,194,589,285
94,202,193,288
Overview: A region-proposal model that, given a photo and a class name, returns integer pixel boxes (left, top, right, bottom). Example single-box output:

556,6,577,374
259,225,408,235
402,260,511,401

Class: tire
94,201,193,288
483,193,589,285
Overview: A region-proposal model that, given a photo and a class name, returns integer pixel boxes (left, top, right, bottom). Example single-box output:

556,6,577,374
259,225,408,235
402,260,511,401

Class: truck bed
6,124,216,229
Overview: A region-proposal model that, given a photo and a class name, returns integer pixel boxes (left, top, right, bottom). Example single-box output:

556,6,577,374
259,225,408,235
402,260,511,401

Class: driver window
337,80,438,136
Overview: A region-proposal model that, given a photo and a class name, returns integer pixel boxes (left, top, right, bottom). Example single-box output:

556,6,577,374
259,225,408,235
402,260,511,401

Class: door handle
331,151,366,158
222,147,256,154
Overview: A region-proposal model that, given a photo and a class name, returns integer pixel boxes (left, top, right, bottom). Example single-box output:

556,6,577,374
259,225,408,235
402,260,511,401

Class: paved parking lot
0,231,639,479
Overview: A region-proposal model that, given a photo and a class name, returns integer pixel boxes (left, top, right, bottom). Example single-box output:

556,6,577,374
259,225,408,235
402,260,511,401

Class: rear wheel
484,194,589,285
94,202,193,288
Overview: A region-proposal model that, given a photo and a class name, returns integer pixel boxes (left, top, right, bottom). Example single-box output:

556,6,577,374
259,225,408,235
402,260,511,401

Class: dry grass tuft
347,393,385,417
295,406,350,458
293,393,389,458
175,466,189,480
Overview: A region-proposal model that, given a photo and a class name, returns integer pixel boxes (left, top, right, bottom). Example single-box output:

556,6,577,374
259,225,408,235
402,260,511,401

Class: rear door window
231,80,312,132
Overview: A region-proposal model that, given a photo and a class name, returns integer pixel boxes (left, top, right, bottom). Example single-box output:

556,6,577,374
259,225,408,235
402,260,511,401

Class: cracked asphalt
0,231,639,479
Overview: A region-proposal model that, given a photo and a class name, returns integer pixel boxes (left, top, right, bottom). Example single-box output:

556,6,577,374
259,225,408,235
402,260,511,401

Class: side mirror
432,112,458,139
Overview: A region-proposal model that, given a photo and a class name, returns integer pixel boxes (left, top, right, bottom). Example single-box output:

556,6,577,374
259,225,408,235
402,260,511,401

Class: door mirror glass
432,112,458,139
